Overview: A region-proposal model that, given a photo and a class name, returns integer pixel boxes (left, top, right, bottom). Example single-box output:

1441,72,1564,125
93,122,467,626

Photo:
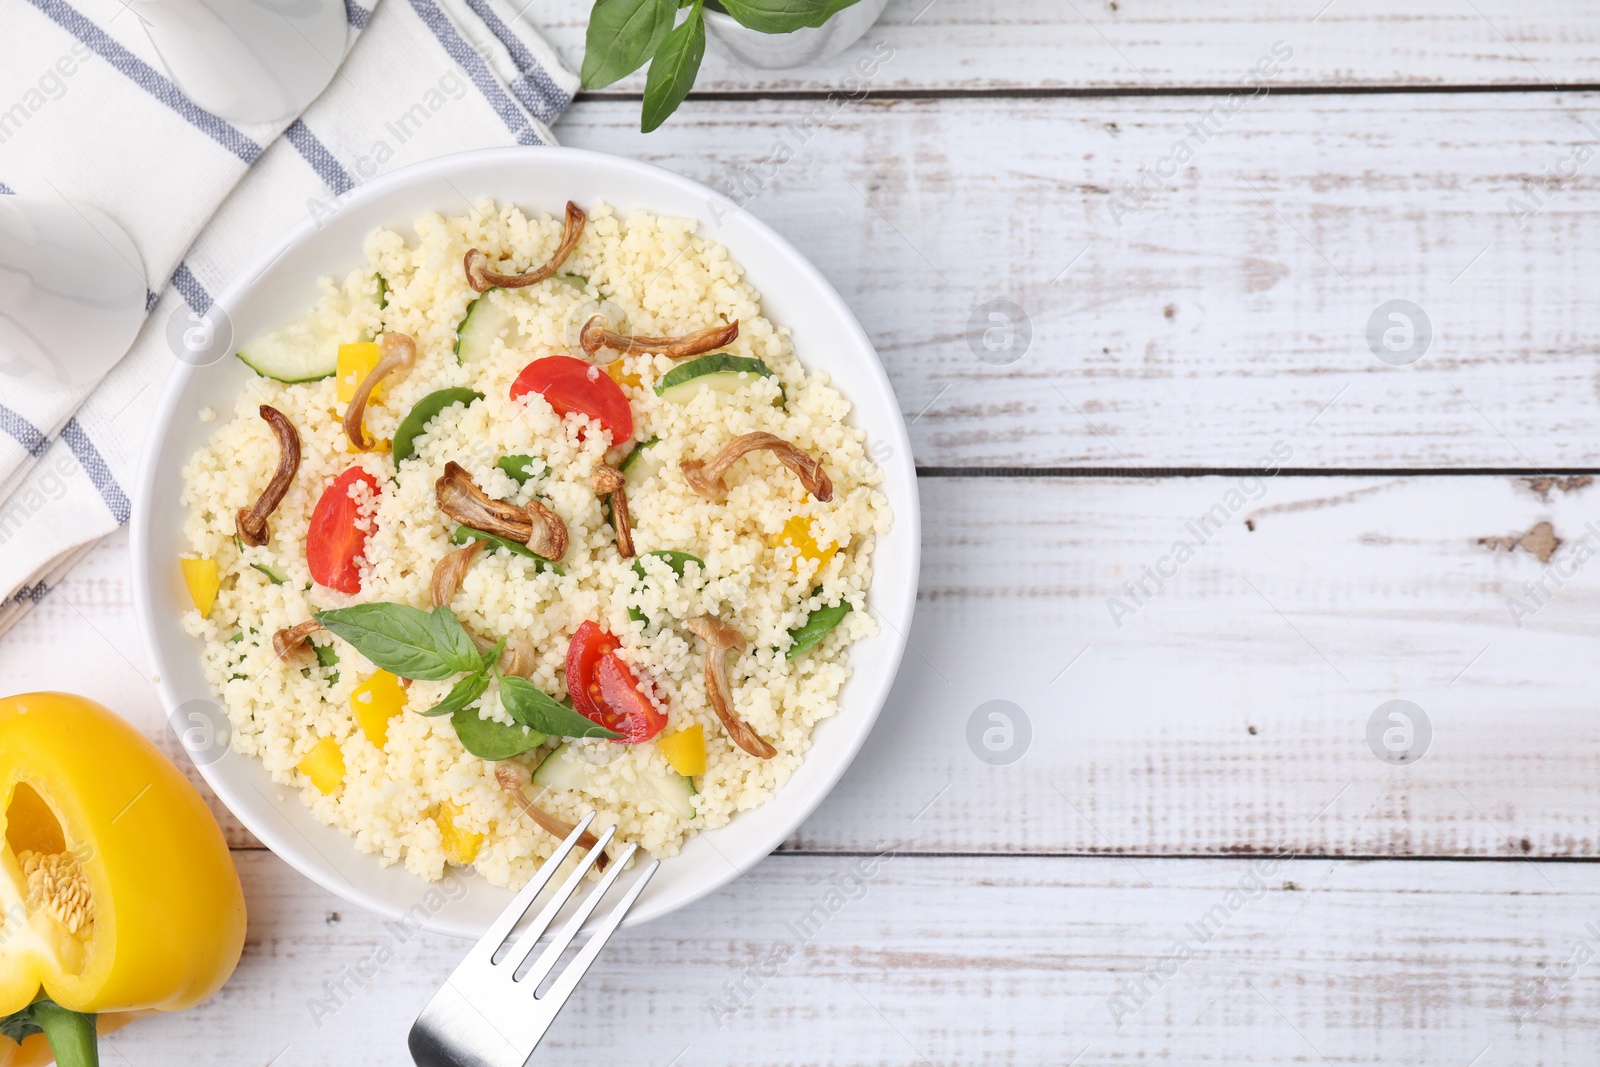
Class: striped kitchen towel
0,0,578,635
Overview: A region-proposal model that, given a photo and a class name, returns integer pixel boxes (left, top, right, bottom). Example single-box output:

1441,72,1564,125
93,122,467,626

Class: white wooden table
8,1,1600,1062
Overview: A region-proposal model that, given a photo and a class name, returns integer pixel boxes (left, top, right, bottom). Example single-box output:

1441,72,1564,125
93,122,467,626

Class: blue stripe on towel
170,263,212,315
406,0,545,146
0,181,12,195
0,406,50,458
461,0,572,123
285,119,355,194
60,418,131,525
4,579,52,607
145,290,161,313
345,0,371,28
24,0,263,164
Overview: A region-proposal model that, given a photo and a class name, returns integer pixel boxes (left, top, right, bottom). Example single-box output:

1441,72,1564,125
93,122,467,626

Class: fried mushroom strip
435,461,568,561
430,538,484,608
343,332,417,452
462,202,586,293
592,464,635,558
494,762,609,870
686,615,776,760
273,619,324,669
579,314,739,361
681,432,833,503
235,405,301,546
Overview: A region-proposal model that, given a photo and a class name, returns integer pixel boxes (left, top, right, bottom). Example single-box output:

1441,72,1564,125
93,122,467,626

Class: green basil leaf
717,0,854,33
786,598,851,659
315,603,459,680
479,637,507,673
430,605,483,674
392,388,484,466
451,526,565,574
421,670,491,717
641,1,705,133
582,0,677,89
617,435,659,473
500,675,622,739
497,454,551,485
451,704,547,759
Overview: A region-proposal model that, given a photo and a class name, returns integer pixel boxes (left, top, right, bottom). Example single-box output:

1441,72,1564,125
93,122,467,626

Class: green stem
31,1001,99,1067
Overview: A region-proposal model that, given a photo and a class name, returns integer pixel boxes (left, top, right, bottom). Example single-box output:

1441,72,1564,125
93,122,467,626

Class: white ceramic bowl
131,147,919,937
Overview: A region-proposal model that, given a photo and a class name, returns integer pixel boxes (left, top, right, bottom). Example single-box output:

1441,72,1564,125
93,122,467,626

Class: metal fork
408,812,659,1066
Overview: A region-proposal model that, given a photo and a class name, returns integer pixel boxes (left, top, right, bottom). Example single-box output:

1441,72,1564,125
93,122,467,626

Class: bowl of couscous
131,147,919,935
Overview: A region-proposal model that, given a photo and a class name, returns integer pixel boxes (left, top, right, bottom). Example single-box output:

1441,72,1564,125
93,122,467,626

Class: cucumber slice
454,289,525,364
531,742,695,820
249,562,287,585
235,307,344,382
655,353,783,405
618,436,662,483
553,273,589,291
392,388,484,465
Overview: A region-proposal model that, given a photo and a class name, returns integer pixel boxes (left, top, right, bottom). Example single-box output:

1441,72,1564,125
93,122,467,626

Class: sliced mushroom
681,432,833,504
467,628,537,679
686,615,776,760
273,619,324,669
430,539,484,608
494,761,608,870
592,464,635,558
463,202,586,293
235,405,301,546
343,332,417,452
579,314,739,361
435,461,568,561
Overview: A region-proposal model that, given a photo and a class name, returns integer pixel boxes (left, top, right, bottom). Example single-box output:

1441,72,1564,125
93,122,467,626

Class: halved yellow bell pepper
769,516,836,575
350,671,407,749
0,693,246,1067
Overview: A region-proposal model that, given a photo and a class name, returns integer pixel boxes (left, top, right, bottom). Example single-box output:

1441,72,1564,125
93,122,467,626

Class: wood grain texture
533,0,1600,94
554,91,1600,468
90,849,1600,1065
15,472,1600,860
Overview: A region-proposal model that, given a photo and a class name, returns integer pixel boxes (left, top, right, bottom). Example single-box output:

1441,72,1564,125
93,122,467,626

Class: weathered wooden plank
94,849,1600,1065
534,0,1600,94
13,473,1600,859
557,92,1600,468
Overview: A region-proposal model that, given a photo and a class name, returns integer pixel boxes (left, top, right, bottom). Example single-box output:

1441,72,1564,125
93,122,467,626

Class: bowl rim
129,145,920,933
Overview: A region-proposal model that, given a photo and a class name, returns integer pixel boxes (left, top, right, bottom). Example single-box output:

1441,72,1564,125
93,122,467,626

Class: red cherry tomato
566,620,619,722
595,653,667,743
306,466,380,594
510,355,633,444
565,622,667,743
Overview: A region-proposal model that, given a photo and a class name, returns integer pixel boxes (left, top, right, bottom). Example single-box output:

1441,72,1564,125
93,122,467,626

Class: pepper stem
31,1001,99,1067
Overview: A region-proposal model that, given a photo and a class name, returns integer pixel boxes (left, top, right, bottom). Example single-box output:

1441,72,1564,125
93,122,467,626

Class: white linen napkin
0,0,578,634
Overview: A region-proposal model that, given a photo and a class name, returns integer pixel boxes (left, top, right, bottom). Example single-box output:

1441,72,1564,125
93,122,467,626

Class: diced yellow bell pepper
296,736,346,795
659,724,706,777
604,358,642,389
0,693,246,1067
769,516,837,575
336,342,383,403
433,801,483,867
350,671,407,749
179,557,219,618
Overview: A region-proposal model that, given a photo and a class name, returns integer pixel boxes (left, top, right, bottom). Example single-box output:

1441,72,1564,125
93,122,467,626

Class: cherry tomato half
307,466,380,594
565,622,667,743
596,653,667,743
510,355,633,444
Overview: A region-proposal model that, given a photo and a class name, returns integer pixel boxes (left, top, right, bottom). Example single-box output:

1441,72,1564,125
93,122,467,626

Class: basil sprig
315,603,480,680
317,601,619,751
580,0,863,131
